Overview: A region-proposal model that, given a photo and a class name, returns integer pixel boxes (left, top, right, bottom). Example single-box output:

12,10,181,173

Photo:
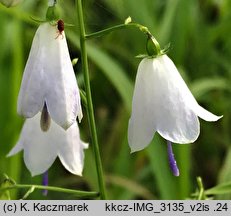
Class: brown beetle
56,19,64,39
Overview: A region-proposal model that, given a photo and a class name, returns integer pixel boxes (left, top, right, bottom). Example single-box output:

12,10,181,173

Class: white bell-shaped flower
17,22,82,130
8,113,88,176
128,55,222,152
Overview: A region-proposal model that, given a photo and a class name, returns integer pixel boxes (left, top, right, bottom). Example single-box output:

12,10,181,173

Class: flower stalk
0,184,99,199
85,20,161,57
85,22,153,40
76,0,107,200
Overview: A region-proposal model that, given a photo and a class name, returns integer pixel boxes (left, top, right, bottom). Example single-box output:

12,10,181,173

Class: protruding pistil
167,140,179,176
42,171,48,196
40,103,51,132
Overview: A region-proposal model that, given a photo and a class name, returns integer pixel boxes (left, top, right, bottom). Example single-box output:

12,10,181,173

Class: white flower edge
128,55,222,153
17,23,82,130
48,0,55,6
8,113,88,176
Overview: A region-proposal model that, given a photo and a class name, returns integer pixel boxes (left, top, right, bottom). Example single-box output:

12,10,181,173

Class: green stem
86,23,152,40
86,21,161,55
76,0,107,199
79,89,87,108
196,176,206,200
0,184,99,198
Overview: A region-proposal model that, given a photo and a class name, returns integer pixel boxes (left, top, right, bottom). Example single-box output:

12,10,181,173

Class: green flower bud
124,16,132,25
72,58,79,66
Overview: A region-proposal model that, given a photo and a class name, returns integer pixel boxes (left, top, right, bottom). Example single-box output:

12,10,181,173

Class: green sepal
137,42,171,59
135,54,149,59
30,16,47,24
49,20,74,28
49,20,57,26
136,53,162,59
162,43,171,54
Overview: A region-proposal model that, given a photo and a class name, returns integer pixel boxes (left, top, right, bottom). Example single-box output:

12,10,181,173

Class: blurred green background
0,0,231,199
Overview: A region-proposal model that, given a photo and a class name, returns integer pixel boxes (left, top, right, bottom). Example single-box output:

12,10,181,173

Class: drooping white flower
128,55,222,152
8,113,88,176
17,22,82,130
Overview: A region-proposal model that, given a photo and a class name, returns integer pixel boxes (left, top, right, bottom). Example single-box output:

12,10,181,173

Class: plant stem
76,0,107,200
85,23,152,40
86,24,131,39
0,184,99,198
196,176,206,200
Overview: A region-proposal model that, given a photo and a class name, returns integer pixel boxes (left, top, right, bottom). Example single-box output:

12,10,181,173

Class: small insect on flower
56,19,64,39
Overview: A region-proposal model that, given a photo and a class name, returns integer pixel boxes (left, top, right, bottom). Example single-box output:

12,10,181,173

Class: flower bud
72,58,79,66
124,16,132,25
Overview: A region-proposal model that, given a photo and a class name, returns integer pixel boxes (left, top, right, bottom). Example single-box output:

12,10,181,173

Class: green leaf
106,174,155,199
190,78,230,99
205,182,231,196
174,144,192,199
158,0,180,45
216,147,231,199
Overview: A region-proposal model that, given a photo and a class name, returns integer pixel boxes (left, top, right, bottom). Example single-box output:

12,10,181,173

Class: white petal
40,23,82,129
58,122,88,176
7,140,23,156
194,105,222,121
8,114,59,176
18,23,82,129
129,56,198,152
8,112,87,176
149,55,201,144
19,114,58,176
129,55,221,152
154,55,222,135
17,26,45,118
128,62,157,152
